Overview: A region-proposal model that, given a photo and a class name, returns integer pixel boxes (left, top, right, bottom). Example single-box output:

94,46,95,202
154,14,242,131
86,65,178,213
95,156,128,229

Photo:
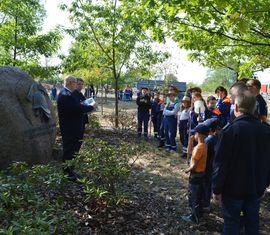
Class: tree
0,0,62,79
201,68,236,92
61,0,167,127
131,0,270,77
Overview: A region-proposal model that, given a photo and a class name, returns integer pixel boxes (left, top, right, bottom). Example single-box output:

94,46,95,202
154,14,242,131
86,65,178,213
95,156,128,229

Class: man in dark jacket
136,87,151,139
72,78,89,148
212,90,270,235
57,75,96,179
246,79,268,123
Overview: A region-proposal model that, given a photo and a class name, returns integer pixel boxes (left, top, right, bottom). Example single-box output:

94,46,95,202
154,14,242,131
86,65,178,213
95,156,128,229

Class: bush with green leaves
104,109,137,131
69,138,141,204
86,113,101,129
0,162,79,234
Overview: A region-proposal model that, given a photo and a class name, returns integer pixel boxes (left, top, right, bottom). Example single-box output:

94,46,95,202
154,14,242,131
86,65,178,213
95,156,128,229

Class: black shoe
181,214,199,223
158,142,165,148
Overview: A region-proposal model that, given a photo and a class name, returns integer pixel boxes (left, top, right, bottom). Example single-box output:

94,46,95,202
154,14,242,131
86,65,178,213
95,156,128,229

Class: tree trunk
113,68,119,128
13,15,18,65
112,0,119,128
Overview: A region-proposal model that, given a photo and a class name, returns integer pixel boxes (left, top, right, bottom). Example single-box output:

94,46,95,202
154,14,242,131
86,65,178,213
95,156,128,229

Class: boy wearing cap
179,95,191,158
202,118,220,210
215,86,231,125
182,124,209,223
136,87,152,139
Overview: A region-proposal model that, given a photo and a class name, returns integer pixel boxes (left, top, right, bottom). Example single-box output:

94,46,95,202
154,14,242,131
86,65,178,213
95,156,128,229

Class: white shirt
180,109,189,120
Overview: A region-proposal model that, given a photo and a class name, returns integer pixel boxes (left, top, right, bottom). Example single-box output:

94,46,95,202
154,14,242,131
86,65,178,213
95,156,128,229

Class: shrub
0,162,79,234
104,109,137,131
86,113,100,130
69,138,141,204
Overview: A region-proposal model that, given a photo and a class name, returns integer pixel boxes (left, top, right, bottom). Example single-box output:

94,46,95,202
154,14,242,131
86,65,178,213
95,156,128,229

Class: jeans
203,173,212,208
164,116,177,150
137,111,150,137
179,119,188,153
151,115,158,136
188,173,205,220
221,196,260,235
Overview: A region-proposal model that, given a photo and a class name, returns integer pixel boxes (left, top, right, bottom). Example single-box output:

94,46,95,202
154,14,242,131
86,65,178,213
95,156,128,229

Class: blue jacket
216,97,231,124
212,114,270,199
151,98,160,118
136,95,151,113
57,88,93,137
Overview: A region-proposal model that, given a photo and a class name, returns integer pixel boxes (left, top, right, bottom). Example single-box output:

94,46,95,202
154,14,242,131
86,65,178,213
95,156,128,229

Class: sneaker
181,214,199,223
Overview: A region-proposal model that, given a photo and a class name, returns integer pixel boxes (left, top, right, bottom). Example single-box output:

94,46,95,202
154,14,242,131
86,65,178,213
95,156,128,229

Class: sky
43,0,270,85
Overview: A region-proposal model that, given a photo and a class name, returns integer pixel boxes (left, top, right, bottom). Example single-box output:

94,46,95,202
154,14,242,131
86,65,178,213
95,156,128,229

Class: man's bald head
64,75,77,91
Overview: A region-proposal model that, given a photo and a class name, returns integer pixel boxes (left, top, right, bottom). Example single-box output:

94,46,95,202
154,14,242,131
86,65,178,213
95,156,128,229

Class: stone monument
0,66,56,169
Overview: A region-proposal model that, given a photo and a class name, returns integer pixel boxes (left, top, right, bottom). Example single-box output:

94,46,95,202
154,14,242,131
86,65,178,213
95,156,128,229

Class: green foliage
104,109,137,131
132,0,270,76
201,68,236,92
0,0,62,79
61,0,169,127
0,162,79,234
69,138,141,204
86,114,101,130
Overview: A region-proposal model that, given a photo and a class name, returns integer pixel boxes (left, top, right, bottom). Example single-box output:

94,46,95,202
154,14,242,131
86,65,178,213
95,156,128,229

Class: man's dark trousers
221,196,260,235
137,111,150,137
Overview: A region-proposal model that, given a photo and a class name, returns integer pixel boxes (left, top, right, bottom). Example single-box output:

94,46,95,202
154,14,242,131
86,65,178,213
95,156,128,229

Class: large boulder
0,66,56,169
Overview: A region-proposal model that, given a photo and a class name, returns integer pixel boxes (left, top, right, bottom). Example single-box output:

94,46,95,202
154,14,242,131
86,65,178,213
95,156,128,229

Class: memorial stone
0,66,56,169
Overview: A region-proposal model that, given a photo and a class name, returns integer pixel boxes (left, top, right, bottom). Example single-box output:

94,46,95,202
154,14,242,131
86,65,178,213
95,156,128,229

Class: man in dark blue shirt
72,78,90,151
57,75,96,179
212,90,270,235
247,79,268,123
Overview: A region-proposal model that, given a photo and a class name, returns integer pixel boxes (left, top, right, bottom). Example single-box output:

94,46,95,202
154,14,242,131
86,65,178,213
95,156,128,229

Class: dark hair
188,87,202,94
215,86,228,96
238,77,249,84
209,121,221,132
207,95,216,103
192,92,202,99
248,79,261,90
77,77,84,83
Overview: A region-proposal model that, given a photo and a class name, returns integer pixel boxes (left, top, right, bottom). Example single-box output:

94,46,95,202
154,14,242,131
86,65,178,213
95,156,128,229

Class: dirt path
86,98,270,234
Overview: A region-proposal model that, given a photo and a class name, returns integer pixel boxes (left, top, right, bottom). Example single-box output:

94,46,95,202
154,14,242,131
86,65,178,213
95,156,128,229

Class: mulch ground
61,126,270,235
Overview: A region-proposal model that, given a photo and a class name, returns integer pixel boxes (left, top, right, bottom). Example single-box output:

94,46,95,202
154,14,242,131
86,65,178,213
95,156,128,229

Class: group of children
136,85,233,223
